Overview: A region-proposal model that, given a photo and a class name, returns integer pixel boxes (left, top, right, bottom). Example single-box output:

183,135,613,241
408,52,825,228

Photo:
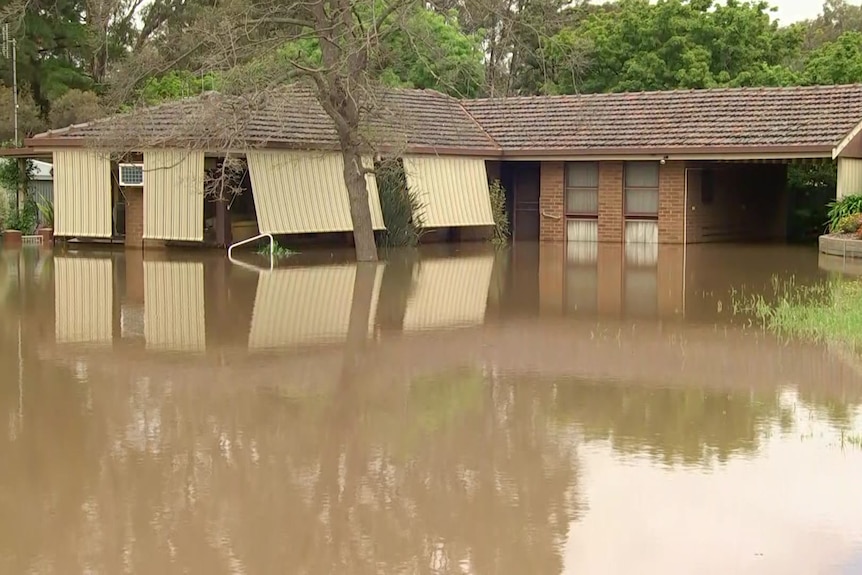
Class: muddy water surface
2,243,862,575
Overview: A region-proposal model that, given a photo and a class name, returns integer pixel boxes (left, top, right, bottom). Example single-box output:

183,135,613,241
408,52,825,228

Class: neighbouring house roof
25,85,500,156
15,82,862,159
32,160,52,180
462,84,862,157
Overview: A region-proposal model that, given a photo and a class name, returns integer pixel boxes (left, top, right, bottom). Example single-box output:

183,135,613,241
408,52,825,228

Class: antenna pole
12,36,18,145
2,23,19,145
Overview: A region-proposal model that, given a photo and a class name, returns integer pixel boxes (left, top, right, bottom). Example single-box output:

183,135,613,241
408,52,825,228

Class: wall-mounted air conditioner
119,163,144,187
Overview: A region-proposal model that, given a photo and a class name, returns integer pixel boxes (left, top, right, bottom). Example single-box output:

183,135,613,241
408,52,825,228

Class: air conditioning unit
119,163,144,187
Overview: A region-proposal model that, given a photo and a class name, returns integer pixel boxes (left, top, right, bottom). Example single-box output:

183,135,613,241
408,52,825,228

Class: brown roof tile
29,85,500,154
461,84,862,154
28,83,862,157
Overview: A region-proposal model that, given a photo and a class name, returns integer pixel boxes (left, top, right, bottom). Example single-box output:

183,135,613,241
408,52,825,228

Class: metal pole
12,37,18,145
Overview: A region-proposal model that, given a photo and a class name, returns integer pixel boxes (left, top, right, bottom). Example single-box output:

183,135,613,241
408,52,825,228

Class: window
566,162,599,215
624,162,659,217
565,162,599,242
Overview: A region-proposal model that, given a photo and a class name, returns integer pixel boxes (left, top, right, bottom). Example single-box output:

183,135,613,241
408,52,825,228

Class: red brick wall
125,187,144,249
540,162,565,242
535,159,786,245
598,162,624,243
658,161,686,244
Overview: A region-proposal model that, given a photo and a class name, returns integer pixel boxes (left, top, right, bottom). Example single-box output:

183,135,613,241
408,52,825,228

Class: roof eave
0,146,56,159
21,136,503,158
499,145,835,161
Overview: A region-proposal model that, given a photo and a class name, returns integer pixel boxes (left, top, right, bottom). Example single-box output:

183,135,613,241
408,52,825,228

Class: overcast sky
769,0,844,23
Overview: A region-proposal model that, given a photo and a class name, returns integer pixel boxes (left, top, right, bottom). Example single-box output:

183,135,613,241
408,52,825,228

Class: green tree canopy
545,0,803,94
803,31,862,85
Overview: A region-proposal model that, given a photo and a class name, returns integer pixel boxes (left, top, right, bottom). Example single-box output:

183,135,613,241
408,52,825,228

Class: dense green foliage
5,0,862,127
827,194,862,232
5,0,862,241
376,160,425,247
786,162,837,240
489,179,510,244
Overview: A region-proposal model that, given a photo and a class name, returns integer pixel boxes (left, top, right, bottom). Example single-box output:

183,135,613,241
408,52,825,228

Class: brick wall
658,161,686,244
125,187,144,249
535,159,787,245
539,162,565,242
598,162,624,243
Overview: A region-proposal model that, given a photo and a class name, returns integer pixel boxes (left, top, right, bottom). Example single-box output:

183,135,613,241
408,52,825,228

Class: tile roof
27,83,862,156
461,84,862,154
30,84,500,154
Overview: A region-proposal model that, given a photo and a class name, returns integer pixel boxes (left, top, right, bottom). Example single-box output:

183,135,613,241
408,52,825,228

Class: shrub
377,158,425,247
489,179,510,244
827,194,862,232
35,195,54,228
2,197,37,233
256,240,296,258
0,189,8,232
836,213,862,234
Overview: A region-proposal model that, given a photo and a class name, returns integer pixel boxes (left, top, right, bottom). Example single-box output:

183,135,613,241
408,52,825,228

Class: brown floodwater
2,242,862,574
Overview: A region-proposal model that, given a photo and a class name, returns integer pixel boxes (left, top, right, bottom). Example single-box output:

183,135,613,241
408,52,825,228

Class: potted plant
2,209,23,248
36,196,54,245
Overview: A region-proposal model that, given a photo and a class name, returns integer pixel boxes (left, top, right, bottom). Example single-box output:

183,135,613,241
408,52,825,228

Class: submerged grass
733,275,862,347
256,241,297,258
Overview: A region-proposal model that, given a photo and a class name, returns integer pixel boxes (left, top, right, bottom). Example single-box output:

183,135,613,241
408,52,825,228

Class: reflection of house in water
401,255,494,332
555,241,675,318
55,257,113,345
247,253,496,350
55,254,208,352
249,264,384,349
144,260,206,352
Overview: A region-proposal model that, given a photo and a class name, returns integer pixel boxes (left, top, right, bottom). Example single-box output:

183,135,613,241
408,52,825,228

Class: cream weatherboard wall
837,157,862,200
53,150,112,238
403,156,494,228
143,150,205,241
247,150,385,234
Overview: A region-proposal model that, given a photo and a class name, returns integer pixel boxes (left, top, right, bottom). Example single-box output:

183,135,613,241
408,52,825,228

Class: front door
513,163,540,241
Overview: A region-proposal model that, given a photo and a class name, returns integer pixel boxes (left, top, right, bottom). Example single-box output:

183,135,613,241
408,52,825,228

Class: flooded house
4,83,862,249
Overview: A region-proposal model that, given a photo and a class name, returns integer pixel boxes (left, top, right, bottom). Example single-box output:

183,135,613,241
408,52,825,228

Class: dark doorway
512,162,540,241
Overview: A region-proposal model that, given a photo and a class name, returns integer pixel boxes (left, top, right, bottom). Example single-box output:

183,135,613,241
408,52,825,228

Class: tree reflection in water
0,351,581,574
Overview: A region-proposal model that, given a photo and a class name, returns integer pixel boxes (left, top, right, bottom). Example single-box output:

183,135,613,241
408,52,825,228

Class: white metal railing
227,233,274,271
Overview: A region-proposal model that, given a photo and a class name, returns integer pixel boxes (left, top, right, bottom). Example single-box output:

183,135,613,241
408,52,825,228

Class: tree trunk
341,145,378,262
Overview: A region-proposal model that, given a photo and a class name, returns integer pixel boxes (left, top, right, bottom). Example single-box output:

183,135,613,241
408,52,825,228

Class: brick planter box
2,230,22,248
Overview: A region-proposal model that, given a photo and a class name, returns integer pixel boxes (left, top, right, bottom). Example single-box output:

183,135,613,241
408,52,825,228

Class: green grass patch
734,276,862,347
256,241,297,258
